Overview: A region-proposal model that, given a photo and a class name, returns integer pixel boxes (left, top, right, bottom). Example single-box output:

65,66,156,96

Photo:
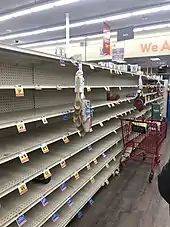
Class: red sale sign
103,22,111,55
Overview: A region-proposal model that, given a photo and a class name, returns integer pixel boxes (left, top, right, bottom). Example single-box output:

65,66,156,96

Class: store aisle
68,130,170,227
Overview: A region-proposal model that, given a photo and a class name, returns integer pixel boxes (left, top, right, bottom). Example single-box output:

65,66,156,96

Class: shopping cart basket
120,117,167,182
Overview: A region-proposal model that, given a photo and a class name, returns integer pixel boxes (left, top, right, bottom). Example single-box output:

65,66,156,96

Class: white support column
66,12,70,58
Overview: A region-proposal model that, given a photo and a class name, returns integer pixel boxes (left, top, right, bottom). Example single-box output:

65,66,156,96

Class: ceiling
0,0,170,46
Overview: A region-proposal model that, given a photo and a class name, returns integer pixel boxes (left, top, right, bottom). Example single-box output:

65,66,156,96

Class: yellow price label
90,177,95,184
74,172,80,180
17,122,26,133
43,169,52,179
18,183,28,195
19,152,29,164
93,158,98,165
63,136,70,144
41,144,49,153
60,160,66,168
86,163,91,170
15,85,24,97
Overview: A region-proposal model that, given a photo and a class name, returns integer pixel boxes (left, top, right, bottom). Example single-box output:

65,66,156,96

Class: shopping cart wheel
143,153,146,161
149,172,154,183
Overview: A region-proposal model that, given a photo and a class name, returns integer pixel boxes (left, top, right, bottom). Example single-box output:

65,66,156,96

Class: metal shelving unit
0,44,166,227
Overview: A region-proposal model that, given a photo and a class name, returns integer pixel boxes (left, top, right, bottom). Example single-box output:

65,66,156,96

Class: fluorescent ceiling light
0,0,79,22
18,24,170,48
2,3,170,41
150,58,161,61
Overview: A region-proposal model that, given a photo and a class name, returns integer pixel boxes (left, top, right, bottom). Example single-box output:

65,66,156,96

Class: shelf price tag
102,152,106,158
77,210,83,218
107,103,112,108
89,198,94,205
105,179,109,185
41,144,49,154
113,157,116,161
89,128,93,133
51,212,59,222
18,182,28,195
93,158,98,165
99,122,104,127
43,169,51,179
86,86,91,92
60,182,67,192
90,64,95,70
19,152,29,164
90,177,95,184
67,197,73,206
60,160,66,168
86,163,91,170
111,103,115,107
60,58,65,67
106,163,110,168
41,196,48,207
74,172,80,180
35,85,42,90
15,85,24,97
62,136,70,144
62,113,68,121
56,85,62,90
41,116,48,124
88,145,92,151
16,214,27,227
17,121,26,133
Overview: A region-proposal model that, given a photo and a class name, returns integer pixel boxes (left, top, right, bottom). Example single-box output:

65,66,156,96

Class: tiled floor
68,129,170,227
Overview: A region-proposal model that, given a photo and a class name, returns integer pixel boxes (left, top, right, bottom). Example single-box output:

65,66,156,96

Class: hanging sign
103,22,111,55
112,48,124,61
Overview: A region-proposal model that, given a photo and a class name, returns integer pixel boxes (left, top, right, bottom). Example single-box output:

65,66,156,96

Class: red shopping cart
120,117,167,182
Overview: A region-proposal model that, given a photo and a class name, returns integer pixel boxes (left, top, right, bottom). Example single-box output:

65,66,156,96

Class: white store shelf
1,138,122,227
41,158,120,227
0,43,165,227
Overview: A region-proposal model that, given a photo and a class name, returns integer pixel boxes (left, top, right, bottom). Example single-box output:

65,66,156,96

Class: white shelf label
74,172,80,180
41,116,48,124
106,163,110,168
99,122,104,127
105,179,109,185
93,158,98,165
86,86,91,92
63,136,70,143
41,144,49,154
19,152,29,164
56,85,62,90
60,160,66,168
86,163,91,170
18,182,28,195
90,177,95,184
17,121,26,133
43,169,51,179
